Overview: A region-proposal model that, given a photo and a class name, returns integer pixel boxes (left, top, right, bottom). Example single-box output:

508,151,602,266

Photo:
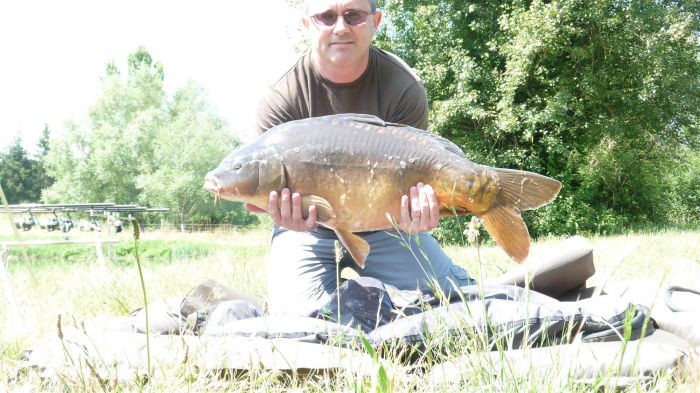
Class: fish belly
281,152,478,232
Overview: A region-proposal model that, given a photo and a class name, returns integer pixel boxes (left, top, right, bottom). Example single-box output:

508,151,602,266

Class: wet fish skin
204,114,562,268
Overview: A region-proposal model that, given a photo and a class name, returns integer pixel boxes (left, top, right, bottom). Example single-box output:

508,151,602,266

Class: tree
33,124,54,195
44,46,165,204
0,136,36,203
136,81,255,230
44,47,257,228
376,0,700,236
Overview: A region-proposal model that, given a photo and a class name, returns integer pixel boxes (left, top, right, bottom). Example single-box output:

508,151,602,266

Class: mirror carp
205,114,562,268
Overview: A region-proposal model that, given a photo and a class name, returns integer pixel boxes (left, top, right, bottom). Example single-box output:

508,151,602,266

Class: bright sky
0,0,303,154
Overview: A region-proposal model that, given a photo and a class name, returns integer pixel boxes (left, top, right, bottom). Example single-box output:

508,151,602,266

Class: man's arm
255,88,297,136
391,81,429,130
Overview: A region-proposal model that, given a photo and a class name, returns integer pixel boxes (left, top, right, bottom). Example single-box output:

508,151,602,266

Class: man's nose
332,14,350,33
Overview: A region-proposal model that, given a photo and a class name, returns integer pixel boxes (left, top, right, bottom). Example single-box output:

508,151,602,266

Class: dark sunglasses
311,10,374,27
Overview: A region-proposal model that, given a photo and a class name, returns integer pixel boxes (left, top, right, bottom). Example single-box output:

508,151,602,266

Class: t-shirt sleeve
391,80,429,130
255,87,297,136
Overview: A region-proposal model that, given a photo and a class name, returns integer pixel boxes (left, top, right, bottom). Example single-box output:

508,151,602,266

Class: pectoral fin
335,229,370,269
301,195,336,223
478,203,530,263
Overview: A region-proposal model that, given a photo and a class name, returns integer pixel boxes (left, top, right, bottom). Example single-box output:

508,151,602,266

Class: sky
0,0,303,154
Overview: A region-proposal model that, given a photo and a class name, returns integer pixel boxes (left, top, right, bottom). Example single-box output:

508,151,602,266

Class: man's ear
301,14,311,30
372,10,383,30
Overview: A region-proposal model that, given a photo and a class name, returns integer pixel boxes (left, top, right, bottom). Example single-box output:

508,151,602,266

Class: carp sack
204,114,562,268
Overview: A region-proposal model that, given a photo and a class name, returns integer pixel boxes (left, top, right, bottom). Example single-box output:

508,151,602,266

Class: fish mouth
203,176,220,194
203,176,223,200
204,177,223,206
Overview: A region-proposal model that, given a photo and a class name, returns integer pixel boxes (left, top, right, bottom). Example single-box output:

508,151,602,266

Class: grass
0,218,698,391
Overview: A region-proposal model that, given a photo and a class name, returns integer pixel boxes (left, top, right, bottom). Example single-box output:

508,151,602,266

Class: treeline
1,47,258,230
2,0,699,239
376,0,700,239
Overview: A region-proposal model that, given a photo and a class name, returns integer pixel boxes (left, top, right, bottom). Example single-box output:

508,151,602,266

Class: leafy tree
33,124,54,195
43,120,94,203
0,136,36,203
44,46,165,204
44,47,257,228
0,128,52,204
136,81,256,230
376,0,700,236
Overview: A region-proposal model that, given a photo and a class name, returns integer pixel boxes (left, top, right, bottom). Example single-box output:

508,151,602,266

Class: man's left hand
398,182,440,233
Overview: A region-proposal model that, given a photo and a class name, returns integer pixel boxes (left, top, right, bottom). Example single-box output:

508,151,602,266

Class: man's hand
266,188,318,232
398,182,440,233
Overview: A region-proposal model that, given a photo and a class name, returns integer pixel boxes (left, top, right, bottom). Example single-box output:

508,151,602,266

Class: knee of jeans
449,264,476,286
267,281,336,317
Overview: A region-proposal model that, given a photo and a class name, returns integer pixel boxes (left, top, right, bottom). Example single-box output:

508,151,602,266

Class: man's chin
326,50,359,64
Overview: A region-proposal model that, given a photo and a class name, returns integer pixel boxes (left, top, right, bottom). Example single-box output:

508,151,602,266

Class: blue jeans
266,226,475,316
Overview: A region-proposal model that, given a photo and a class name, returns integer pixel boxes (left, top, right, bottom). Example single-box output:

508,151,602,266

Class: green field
0,222,698,391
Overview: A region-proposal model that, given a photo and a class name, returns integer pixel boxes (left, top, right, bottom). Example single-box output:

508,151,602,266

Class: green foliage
0,137,34,203
666,148,700,223
377,0,700,239
5,239,218,266
34,125,54,193
43,47,258,228
43,46,165,204
0,134,51,204
135,81,250,228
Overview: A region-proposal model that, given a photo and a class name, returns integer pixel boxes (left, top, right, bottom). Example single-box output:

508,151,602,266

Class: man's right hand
267,188,318,232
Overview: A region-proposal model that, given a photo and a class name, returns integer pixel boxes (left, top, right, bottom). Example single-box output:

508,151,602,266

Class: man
252,0,475,316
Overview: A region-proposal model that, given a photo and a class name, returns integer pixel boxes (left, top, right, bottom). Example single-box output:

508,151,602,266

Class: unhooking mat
15,278,695,385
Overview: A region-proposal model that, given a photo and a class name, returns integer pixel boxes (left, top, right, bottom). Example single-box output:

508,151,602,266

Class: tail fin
495,168,562,211
479,169,562,263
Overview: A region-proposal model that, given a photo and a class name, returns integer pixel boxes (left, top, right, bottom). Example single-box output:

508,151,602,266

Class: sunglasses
310,10,374,27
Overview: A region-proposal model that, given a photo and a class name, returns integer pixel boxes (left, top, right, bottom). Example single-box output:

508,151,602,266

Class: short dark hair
305,1,377,13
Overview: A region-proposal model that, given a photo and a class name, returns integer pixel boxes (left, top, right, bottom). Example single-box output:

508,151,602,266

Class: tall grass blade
131,218,152,378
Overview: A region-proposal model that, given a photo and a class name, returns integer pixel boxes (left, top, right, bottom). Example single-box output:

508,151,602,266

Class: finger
268,191,281,223
399,194,411,229
291,192,303,222
424,184,440,228
418,183,430,226
409,186,420,219
305,205,318,230
279,188,292,222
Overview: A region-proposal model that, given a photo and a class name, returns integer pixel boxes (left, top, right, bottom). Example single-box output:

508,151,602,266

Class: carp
204,114,561,268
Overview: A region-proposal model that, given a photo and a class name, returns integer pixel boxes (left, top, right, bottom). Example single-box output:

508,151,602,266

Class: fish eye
232,162,242,171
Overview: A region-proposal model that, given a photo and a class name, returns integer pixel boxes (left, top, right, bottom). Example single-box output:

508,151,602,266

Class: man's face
303,0,381,69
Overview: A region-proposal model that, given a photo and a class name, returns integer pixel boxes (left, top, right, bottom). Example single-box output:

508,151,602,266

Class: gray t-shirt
256,46,428,134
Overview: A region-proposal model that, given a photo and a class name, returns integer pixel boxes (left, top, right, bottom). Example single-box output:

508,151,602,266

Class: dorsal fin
342,113,467,158
338,113,387,126
426,133,465,158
